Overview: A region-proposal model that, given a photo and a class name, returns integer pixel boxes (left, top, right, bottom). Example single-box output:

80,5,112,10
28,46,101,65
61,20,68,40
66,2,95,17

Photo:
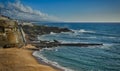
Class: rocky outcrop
22,24,72,42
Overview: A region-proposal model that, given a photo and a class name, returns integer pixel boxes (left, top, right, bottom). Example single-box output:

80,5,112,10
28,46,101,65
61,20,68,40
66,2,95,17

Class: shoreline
0,45,59,71
33,53,64,71
26,45,64,71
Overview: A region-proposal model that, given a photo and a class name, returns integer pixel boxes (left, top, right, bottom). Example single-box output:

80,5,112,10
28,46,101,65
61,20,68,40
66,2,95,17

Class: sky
0,0,120,22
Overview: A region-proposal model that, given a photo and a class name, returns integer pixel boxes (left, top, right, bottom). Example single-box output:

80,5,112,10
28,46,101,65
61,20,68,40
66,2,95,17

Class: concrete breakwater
29,41,103,48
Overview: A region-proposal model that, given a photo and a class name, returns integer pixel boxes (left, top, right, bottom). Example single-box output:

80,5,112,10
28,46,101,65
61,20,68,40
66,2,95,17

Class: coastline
0,45,59,71
26,45,64,71
33,53,64,71
33,50,66,71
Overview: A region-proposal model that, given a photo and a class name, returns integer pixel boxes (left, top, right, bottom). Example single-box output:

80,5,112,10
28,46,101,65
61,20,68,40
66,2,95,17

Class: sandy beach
0,45,58,71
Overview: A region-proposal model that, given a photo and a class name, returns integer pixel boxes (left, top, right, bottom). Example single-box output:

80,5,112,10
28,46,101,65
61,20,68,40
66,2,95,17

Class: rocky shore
22,24,103,48
22,24,72,41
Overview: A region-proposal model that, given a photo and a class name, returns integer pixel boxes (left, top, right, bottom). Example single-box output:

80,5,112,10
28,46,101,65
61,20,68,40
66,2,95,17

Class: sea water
33,23,120,71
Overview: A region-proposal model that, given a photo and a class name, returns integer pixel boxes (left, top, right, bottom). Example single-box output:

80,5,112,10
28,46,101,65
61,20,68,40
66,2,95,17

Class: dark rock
22,24,72,42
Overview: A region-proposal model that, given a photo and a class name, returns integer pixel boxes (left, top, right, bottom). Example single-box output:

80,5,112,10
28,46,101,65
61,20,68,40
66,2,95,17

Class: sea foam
50,32,57,35
74,29,96,33
33,49,74,71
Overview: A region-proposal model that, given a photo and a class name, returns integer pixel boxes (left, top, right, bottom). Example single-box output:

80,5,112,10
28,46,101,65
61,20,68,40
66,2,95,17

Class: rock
22,24,72,42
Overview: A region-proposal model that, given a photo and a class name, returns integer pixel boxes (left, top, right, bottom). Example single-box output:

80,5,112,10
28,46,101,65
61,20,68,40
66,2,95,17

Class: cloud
0,0,58,21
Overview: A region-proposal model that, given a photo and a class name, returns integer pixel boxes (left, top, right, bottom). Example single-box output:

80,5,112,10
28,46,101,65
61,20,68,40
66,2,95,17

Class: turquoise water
33,23,120,71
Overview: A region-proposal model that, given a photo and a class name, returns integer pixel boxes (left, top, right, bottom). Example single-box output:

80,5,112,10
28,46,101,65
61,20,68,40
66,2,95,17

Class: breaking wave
78,29,95,33
72,29,96,33
50,32,57,35
33,49,74,71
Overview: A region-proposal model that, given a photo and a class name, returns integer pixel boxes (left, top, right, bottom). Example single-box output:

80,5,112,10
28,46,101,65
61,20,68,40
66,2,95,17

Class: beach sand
0,45,58,71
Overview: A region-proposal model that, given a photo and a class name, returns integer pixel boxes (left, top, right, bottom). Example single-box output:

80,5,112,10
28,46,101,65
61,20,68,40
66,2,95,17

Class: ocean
33,23,120,71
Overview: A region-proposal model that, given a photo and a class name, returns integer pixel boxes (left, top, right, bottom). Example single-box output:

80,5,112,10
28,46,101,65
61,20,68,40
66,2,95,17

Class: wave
33,50,74,71
59,39,92,43
100,43,120,49
101,44,113,49
79,29,95,33
50,32,57,35
79,36,97,39
61,32,73,35
87,32,120,38
72,29,120,38
106,37,116,39
72,29,95,33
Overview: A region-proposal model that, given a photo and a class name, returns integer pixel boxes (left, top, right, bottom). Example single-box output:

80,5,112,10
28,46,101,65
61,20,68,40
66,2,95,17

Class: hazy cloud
0,0,58,21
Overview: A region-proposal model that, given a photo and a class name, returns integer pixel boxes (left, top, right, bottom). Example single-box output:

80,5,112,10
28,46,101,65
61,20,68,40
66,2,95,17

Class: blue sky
0,0,120,22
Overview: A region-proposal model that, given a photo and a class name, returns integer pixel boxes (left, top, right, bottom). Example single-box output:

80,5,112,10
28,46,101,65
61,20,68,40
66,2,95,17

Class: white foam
79,36,97,39
107,37,116,39
61,32,69,34
79,29,86,33
78,29,95,33
33,50,74,71
61,41,80,43
72,29,95,33
105,36,117,39
43,47,55,51
100,44,114,49
50,32,57,35
55,48,58,52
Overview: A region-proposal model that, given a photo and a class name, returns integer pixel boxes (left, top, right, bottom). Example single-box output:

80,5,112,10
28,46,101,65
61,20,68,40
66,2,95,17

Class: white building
22,22,33,27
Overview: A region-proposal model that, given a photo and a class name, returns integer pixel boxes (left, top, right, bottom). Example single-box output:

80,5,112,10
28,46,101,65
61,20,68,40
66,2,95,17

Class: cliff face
0,15,25,48
22,24,72,41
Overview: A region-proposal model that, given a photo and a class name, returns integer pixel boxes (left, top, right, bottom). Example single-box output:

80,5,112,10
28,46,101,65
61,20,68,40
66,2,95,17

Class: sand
0,45,58,71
